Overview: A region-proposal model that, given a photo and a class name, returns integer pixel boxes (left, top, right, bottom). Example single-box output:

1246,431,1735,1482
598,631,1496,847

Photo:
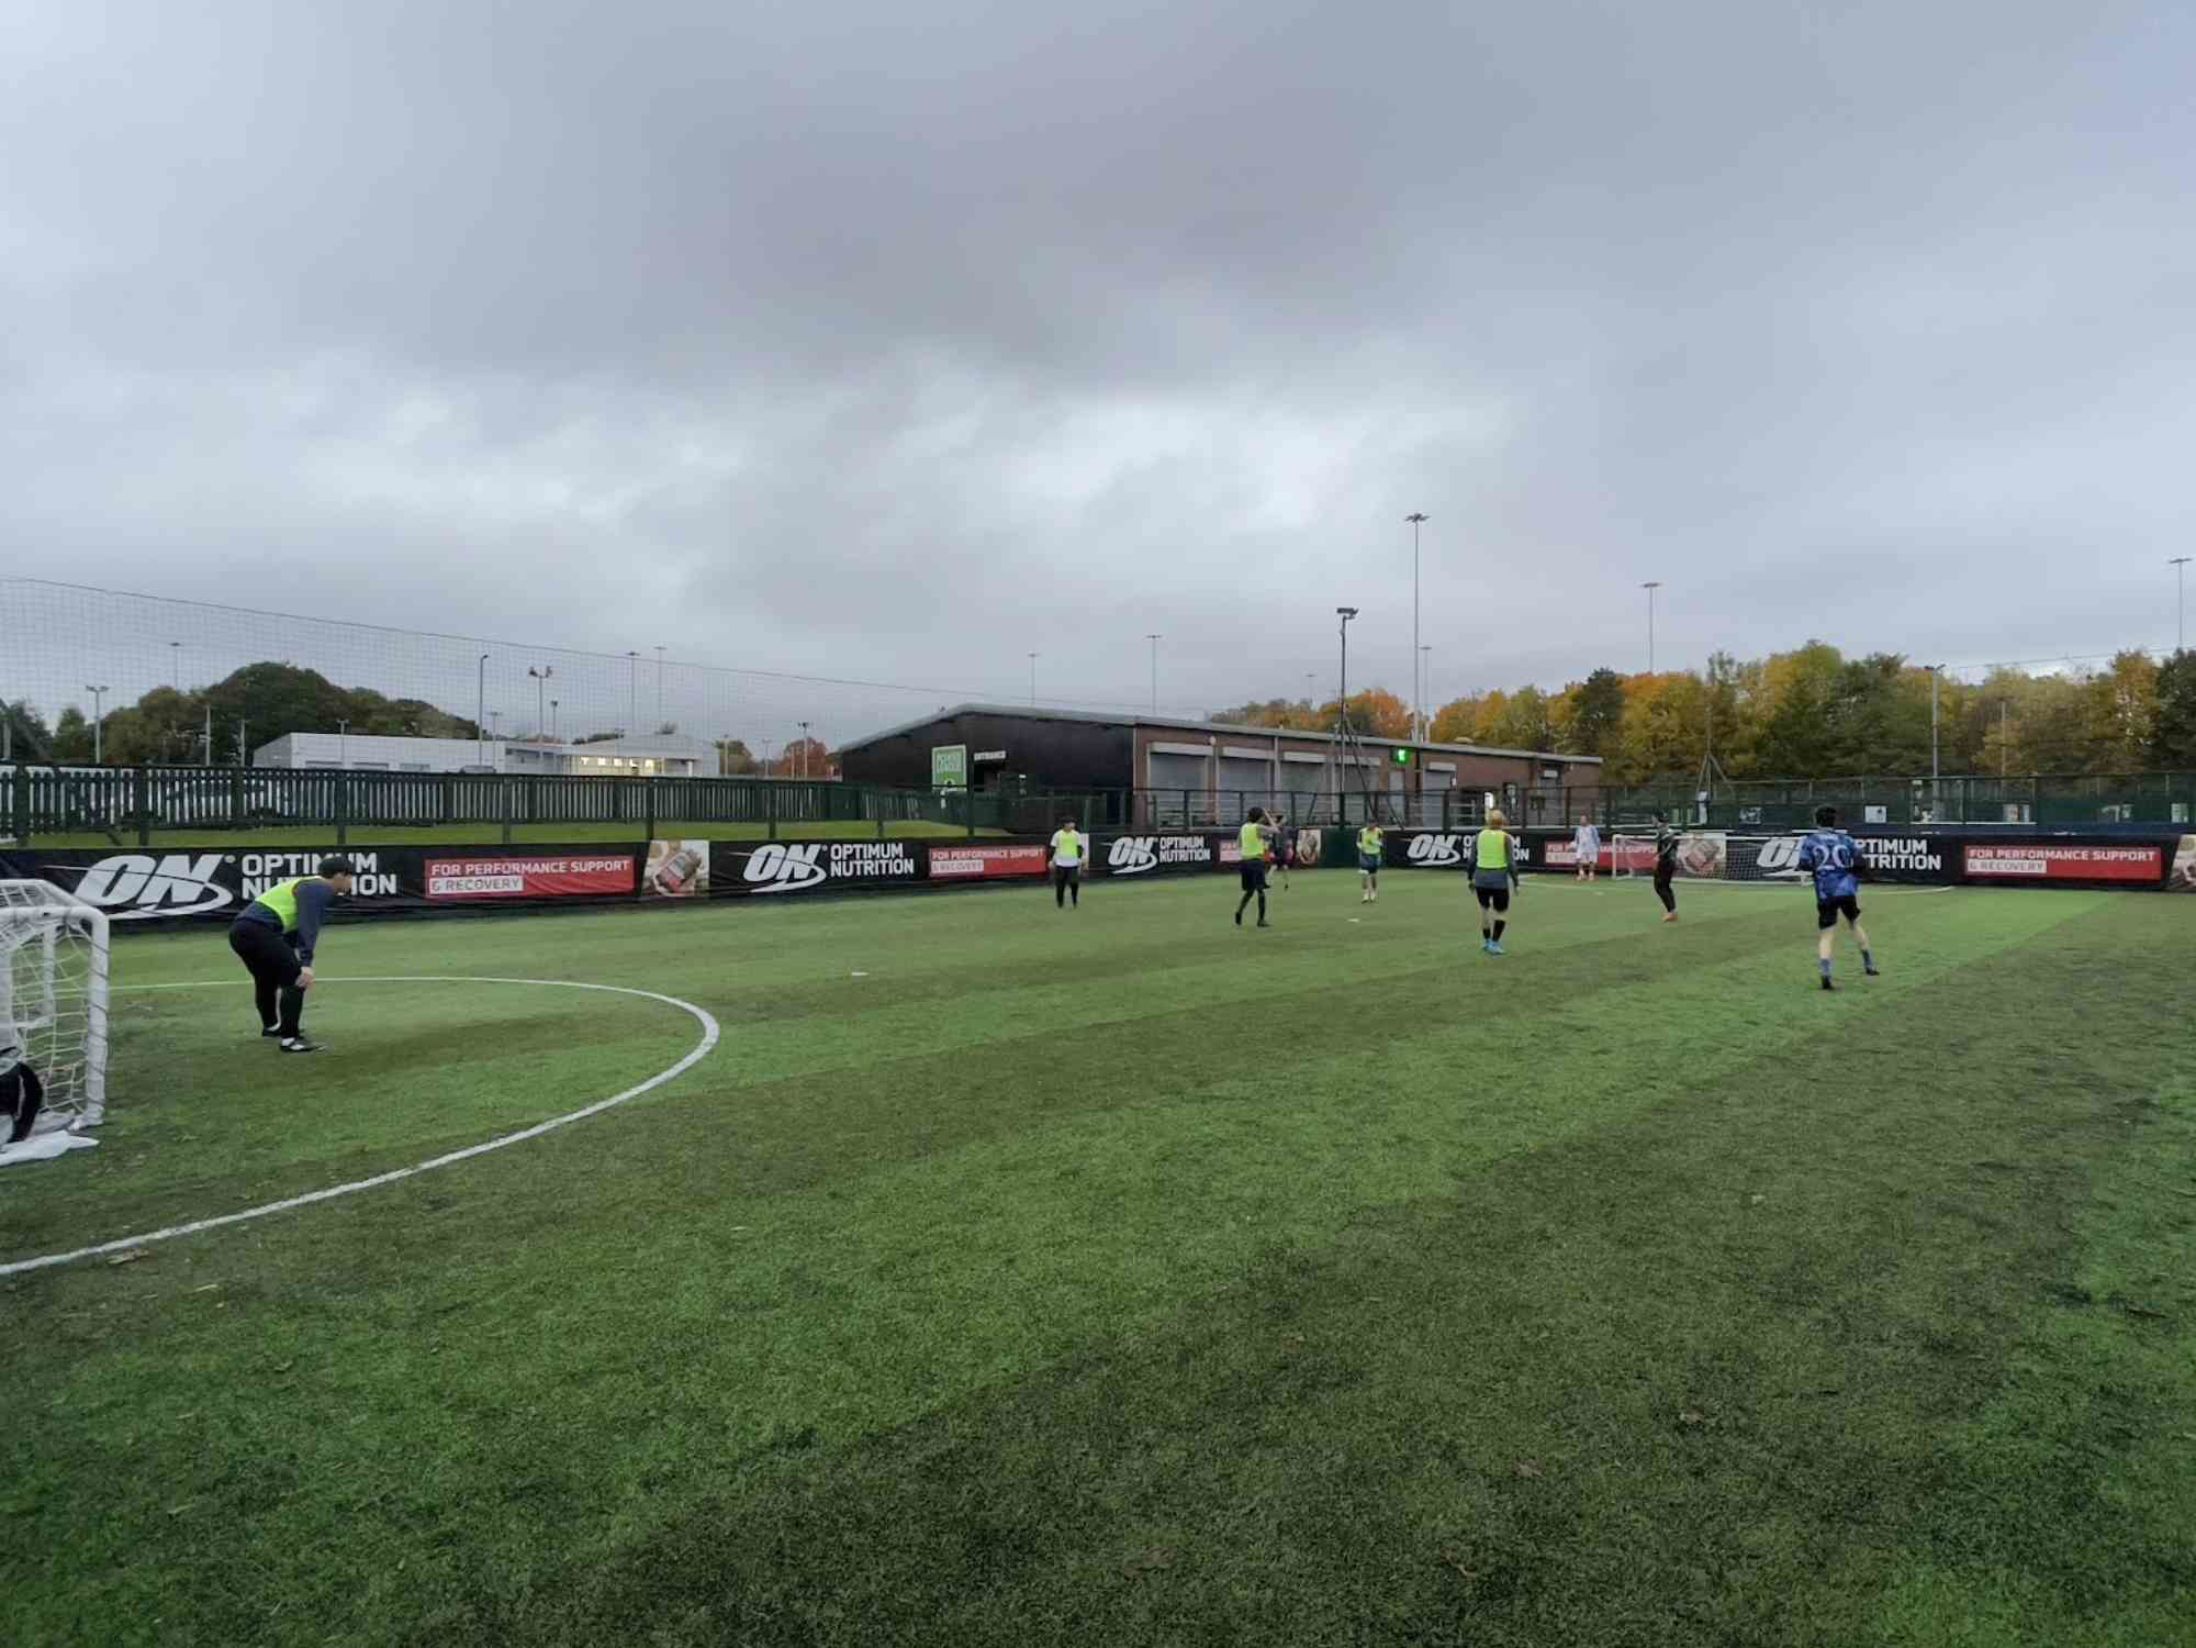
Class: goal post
1,881,110,1162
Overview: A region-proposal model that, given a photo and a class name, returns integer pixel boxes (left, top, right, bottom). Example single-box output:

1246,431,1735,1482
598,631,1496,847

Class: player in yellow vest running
1234,808,1273,928
1471,811,1520,954
1357,822,1384,902
225,857,354,1052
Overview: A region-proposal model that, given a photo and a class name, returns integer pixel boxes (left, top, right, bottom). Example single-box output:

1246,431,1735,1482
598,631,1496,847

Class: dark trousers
1053,864,1081,907
229,920,305,1038
1653,866,1677,912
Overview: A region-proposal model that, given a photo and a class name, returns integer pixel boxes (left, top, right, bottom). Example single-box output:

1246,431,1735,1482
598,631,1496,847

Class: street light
528,666,554,741
1406,513,1429,741
2173,557,2192,654
1642,581,1662,675
1145,634,1162,715
475,653,490,767
85,684,109,764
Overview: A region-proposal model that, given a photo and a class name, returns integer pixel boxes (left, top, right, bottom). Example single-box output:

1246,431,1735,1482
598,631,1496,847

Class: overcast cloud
4,0,2193,732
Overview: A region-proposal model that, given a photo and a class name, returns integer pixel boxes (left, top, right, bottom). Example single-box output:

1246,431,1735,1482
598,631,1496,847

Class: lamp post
528,666,554,742
2173,557,2192,654
1642,581,1662,675
1419,646,1432,736
475,653,489,768
86,684,108,764
549,699,559,741
1145,634,1161,715
625,651,638,734
1406,513,1429,741
797,720,811,780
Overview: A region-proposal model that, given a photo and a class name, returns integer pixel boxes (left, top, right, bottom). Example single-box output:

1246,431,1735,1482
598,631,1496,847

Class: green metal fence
1570,771,2196,829
4,764,1004,845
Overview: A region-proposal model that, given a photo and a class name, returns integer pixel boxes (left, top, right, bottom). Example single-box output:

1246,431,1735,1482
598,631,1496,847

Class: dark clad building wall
839,712,1134,791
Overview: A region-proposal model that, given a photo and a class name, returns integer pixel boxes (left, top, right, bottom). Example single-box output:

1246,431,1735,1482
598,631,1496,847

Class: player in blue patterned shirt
1795,806,1879,991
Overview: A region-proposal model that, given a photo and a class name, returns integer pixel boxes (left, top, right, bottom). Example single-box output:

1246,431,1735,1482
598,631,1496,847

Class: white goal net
1,880,110,1163
1610,831,1814,884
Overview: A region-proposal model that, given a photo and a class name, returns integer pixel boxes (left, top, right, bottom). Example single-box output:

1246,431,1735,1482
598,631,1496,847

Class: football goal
1,881,110,1164
1610,830,1811,885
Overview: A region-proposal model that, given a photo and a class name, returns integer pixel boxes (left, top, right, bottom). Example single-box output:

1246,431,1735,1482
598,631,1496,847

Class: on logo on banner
71,853,232,918
1404,834,1465,867
744,843,828,892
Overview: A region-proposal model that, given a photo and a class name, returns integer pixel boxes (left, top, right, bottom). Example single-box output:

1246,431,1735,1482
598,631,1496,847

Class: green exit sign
1391,747,1413,766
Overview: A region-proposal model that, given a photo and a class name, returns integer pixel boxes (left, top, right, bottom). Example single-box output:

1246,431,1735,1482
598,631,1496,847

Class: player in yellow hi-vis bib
1234,808,1273,928
1357,822,1384,903
1471,810,1520,954
226,856,355,1051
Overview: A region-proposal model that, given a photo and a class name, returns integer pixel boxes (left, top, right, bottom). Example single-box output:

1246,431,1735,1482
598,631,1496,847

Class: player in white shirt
1573,816,1602,882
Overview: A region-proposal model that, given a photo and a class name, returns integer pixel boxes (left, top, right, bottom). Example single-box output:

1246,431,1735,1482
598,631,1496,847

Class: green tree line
1215,643,2196,784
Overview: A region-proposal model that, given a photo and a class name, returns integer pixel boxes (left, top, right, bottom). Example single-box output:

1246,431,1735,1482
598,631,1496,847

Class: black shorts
1239,862,1269,892
1474,884,1511,913
1052,864,1082,885
228,918,302,985
1816,894,1862,929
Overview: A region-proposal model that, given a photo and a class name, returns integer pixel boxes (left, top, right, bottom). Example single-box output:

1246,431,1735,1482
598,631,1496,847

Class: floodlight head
1337,606,1358,620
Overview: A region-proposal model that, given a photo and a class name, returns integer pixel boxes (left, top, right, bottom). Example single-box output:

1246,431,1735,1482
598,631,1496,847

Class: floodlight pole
1406,513,1428,742
625,651,638,734
529,665,554,743
1028,652,1038,707
1145,634,1161,714
476,653,489,767
2173,557,2191,654
1927,664,1943,782
1643,581,1662,675
655,645,666,726
86,684,108,764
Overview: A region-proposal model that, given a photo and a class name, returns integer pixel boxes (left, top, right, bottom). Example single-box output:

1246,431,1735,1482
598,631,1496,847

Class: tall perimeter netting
1,882,110,1163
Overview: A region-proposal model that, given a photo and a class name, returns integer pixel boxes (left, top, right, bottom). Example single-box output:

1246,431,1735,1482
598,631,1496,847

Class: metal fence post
336,770,349,848
645,776,656,843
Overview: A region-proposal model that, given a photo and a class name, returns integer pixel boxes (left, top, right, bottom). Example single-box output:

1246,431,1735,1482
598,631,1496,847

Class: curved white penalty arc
0,976,721,1279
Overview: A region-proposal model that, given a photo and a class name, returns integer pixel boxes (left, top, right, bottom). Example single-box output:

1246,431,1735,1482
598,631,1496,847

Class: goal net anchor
1,881,110,1168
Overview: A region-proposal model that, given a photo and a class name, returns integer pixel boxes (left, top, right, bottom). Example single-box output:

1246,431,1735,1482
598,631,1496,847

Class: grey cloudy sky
4,0,2193,733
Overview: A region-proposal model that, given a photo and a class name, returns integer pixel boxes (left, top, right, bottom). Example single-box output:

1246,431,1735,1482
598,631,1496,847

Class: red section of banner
1962,843,2162,883
423,854,637,901
928,844,1051,881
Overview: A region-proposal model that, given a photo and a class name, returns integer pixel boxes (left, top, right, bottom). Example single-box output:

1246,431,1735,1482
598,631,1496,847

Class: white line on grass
0,976,722,1279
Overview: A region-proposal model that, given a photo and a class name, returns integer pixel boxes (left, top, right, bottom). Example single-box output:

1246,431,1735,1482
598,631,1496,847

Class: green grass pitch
3,874,2192,1646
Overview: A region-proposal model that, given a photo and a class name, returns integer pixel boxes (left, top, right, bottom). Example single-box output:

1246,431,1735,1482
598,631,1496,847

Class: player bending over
1357,821,1384,902
1651,811,1680,921
1047,816,1085,909
227,856,354,1052
1797,806,1879,991
1472,809,1520,953
1235,808,1273,928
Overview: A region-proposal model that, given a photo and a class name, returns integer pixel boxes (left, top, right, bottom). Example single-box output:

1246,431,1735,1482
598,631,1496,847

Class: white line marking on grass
0,976,721,1279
